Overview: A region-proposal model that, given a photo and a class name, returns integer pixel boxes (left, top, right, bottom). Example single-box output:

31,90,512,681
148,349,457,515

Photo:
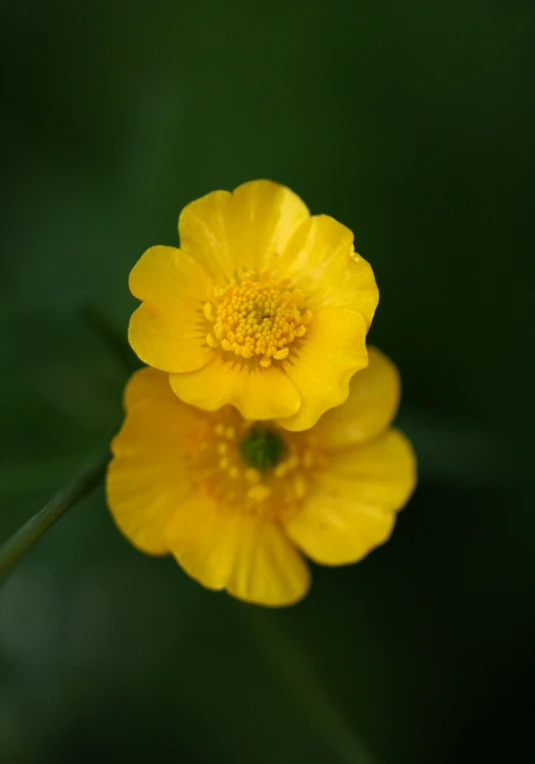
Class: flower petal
178,180,310,282
166,504,310,607
314,347,401,449
114,369,207,461
107,368,208,554
279,215,378,326
177,190,233,284
277,309,368,432
227,180,311,274
128,245,214,373
129,244,213,311
165,496,242,590
284,430,417,565
106,458,191,555
169,354,301,420
122,362,180,411
227,517,311,607
129,303,212,373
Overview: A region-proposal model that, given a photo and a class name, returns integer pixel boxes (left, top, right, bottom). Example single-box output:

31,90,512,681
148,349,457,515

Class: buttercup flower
128,180,378,431
106,348,416,607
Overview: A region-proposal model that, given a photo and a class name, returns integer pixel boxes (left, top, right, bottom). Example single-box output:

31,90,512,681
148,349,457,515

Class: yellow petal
165,496,242,590
279,215,378,326
178,180,310,282
284,430,417,565
227,517,310,607
177,190,233,283
129,303,212,373
319,430,417,508
277,309,368,432
166,501,310,607
169,354,301,420
123,364,179,411
129,244,213,311
107,369,208,555
128,245,214,373
106,458,191,555
117,368,210,453
315,346,401,449
227,180,311,274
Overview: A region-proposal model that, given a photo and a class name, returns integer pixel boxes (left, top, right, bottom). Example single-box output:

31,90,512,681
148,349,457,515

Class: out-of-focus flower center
193,411,324,517
238,426,286,471
204,270,312,368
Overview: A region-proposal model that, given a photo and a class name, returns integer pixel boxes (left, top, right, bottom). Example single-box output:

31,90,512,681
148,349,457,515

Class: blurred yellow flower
128,180,378,431
106,348,416,607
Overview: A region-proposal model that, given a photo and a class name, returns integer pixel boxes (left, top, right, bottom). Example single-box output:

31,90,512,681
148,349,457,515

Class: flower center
204,270,312,368
238,426,286,471
193,411,324,516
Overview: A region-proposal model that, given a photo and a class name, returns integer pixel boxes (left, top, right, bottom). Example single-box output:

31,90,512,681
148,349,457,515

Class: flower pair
106,180,416,606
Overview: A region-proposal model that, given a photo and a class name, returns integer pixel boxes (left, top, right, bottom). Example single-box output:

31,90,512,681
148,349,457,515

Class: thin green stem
246,610,378,764
0,452,109,586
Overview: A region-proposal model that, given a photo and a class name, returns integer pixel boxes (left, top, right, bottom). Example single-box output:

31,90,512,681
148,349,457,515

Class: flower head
106,348,416,607
128,180,378,431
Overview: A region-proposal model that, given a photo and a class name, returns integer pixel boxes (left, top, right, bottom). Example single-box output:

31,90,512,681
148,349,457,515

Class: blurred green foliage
0,0,526,762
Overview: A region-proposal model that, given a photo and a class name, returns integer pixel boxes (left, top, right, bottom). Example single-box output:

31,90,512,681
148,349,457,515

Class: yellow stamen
293,475,308,499
207,271,312,367
247,485,271,502
302,450,314,468
274,463,288,478
273,347,289,360
274,454,300,479
245,468,261,485
206,334,218,347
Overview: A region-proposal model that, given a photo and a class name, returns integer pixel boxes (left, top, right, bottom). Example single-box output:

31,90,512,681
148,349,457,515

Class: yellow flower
128,179,378,431
106,348,416,607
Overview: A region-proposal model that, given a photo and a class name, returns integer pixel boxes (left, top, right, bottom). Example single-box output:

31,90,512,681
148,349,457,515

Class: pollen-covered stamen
204,271,312,367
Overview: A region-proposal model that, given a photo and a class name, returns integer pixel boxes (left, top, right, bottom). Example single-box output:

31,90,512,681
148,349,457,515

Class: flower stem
0,452,109,586
246,609,378,764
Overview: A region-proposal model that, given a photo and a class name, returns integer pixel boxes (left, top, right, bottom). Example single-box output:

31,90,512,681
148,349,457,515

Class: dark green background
0,1,525,762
